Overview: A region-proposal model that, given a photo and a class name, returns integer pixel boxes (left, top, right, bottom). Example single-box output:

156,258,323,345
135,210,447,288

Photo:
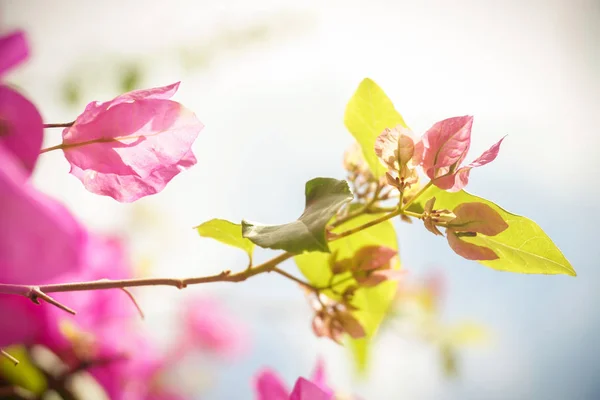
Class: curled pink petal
62,83,203,202
419,116,504,191
0,31,29,76
254,369,289,400
0,145,88,284
421,116,473,177
465,136,505,169
72,82,181,126
0,85,43,175
431,136,505,192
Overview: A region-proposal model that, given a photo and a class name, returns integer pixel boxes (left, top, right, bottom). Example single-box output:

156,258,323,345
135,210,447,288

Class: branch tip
32,288,76,315
1,349,19,366
119,287,145,320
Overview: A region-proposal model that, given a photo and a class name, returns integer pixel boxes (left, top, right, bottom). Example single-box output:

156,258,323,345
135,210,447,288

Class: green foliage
0,346,47,394
119,64,143,93
295,210,400,372
413,187,576,276
242,178,353,253
196,219,254,261
344,78,407,179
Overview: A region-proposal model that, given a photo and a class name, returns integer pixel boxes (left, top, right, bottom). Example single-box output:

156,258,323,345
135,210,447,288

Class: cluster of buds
422,198,509,261
310,291,365,344
421,197,455,236
308,246,404,344
331,246,403,288
375,125,422,194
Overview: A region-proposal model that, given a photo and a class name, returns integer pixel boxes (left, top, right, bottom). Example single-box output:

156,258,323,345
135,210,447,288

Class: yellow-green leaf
196,219,254,260
294,211,399,372
0,346,47,395
344,78,407,178
413,188,576,276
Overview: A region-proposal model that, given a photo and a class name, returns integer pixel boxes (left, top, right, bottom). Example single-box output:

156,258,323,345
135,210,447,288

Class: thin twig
331,209,402,241
119,288,145,320
402,181,433,211
91,279,145,320
272,267,316,290
0,253,294,312
0,349,19,366
43,121,75,128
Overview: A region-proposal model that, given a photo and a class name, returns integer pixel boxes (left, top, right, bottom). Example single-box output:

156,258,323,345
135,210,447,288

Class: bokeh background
2,0,599,398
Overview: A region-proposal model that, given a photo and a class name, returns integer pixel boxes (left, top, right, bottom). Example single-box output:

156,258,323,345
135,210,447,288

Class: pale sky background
2,0,600,399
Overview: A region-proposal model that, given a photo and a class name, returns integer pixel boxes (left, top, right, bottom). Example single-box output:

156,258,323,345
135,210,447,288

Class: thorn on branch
120,288,145,320
29,287,76,315
1,349,19,366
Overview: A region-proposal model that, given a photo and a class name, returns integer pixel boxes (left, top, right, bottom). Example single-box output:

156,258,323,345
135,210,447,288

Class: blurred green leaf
440,344,458,377
413,187,576,276
294,210,400,372
119,64,143,93
242,178,353,253
443,322,489,346
196,219,254,260
0,346,46,394
344,78,407,179
62,79,81,107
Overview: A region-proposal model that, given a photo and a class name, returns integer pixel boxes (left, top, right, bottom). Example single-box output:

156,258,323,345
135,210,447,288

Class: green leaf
413,187,576,276
196,219,254,260
242,178,353,253
294,211,400,372
344,78,407,178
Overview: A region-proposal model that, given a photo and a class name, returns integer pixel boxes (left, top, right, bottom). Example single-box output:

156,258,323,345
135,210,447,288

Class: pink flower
40,235,138,341
0,145,88,285
182,296,248,358
0,86,44,175
420,116,504,191
61,82,203,202
0,295,45,348
36,235,167,400
0,30,28,77
0,31,43,176
254,360,333,400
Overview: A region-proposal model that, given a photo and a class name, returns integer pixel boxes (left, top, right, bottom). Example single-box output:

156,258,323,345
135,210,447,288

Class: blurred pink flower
182,296,248,358
0,30,43,176
35,235,171,400
0,145,88,285
0,295,45,348
254,360,333,400
61,82,203,202
0,30,28,76
0,86,44,174
420,116,504,191
40,236,138,346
